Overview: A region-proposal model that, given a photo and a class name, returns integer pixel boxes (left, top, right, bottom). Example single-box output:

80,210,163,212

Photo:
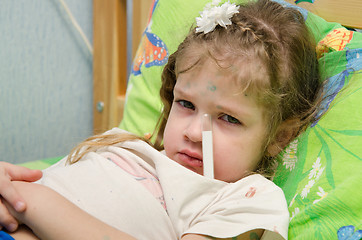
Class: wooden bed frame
92,0,362,134
285,0,361,30
93,0,152,134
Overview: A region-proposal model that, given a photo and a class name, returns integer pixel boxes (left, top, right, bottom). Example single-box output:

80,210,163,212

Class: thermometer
202,113,214,179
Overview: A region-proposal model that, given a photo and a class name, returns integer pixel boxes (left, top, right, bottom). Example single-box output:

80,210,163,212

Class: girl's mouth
177,150,203,171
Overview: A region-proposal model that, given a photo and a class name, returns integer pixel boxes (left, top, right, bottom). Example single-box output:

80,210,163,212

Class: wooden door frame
93,0,127,134
93,0,153,134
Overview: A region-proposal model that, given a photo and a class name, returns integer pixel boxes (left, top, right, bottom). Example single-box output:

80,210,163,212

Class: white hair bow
196,0,240,34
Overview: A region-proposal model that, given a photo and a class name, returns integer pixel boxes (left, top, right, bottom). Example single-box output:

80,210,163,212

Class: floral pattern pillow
274,11,362,239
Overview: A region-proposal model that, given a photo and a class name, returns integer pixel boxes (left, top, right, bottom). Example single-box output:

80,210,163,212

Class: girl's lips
177,150,203,169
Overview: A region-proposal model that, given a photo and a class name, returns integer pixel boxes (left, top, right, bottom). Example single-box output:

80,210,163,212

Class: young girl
0,0,322,239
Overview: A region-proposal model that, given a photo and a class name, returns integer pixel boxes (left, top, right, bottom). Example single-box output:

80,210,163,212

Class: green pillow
119,0,362,239
274,14,362,240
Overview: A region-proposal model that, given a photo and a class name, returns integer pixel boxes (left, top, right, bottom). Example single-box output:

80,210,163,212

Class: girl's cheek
212,141,222,163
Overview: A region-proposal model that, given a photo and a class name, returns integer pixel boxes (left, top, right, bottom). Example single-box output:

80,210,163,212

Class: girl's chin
174,154,203,175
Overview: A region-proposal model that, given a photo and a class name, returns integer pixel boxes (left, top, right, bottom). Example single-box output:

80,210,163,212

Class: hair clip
196,0,240,34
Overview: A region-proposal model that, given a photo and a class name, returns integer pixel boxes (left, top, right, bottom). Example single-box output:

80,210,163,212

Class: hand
0,162,42,232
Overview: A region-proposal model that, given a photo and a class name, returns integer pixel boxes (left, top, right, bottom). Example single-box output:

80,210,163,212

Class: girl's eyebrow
217,103,254,119
173,84,191,97
174,82,256,119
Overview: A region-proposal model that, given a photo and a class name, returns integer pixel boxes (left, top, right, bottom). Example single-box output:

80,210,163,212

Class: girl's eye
220,114,241,125
177,100,195,110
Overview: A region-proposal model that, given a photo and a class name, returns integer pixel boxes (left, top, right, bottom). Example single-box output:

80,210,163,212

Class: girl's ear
266,119,300,157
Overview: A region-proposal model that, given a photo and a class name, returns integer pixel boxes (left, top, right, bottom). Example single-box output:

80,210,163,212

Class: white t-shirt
37,128,289,240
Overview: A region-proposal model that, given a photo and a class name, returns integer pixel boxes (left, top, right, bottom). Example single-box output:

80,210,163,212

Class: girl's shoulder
179,174,289,239
232,173,285,196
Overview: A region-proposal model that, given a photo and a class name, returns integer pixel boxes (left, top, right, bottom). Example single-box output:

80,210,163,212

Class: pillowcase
274,10,362,240
119,0,362,239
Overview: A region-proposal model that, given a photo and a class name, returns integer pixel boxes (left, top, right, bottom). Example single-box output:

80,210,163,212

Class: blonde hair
69,0,323,179
67,132,148,164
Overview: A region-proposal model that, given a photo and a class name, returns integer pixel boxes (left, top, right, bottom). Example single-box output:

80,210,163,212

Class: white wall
0,0,93,163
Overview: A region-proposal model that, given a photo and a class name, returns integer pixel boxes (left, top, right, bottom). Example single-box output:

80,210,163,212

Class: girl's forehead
176,59,243,101
177,52,269,92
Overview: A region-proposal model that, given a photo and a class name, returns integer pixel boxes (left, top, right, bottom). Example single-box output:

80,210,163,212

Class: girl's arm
7,181,136,240
0,162,43,232
182,230,263,240
8,226,39,240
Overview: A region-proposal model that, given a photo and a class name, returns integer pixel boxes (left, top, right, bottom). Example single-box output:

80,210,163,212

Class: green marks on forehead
207,81,217,92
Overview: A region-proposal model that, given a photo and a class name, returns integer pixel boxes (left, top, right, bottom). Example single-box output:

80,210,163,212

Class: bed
22,0,362,239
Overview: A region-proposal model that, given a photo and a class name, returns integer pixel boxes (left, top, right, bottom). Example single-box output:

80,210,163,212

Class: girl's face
163,57,269,182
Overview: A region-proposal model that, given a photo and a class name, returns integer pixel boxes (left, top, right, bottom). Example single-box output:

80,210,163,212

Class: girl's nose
183,115,202,143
